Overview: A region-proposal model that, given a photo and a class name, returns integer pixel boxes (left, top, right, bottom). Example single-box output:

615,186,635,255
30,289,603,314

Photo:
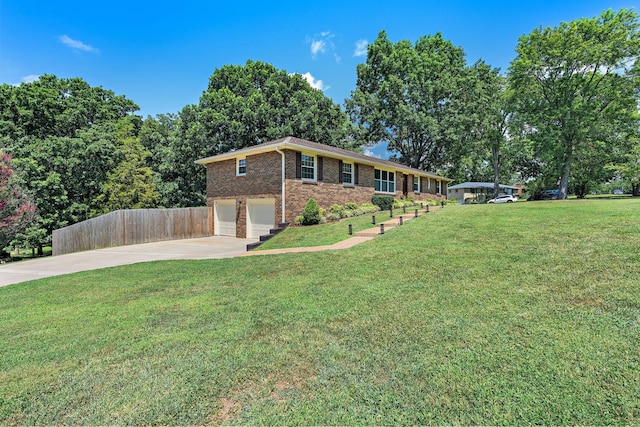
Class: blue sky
1,0,637,120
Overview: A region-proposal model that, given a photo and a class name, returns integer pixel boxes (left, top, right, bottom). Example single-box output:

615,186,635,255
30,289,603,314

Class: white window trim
413,176,420,193
301,153,316,182
236,158,246,176
342,161,354,185
374,168,396,194
436,179,441,195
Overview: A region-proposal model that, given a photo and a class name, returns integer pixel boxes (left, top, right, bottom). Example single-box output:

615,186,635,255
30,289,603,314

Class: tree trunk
559,150,573,200
492,145,501,196
633,183,639,197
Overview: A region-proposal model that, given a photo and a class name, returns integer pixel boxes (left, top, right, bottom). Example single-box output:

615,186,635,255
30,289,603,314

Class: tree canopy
144,60,355,207
346,31,484,177
508,9,640,199
0,76,140,248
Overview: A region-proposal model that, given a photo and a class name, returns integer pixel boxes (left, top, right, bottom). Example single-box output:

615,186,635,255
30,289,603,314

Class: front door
402,174,408,196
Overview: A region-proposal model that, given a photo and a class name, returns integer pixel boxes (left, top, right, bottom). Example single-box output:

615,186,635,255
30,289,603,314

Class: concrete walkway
241,205,439,256
0,236,256,287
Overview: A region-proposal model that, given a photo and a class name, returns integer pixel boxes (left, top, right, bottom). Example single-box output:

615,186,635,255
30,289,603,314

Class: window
374,169,395,193
237,158,246,176
342,162,353,185
413,176,420,192
301,154,315,181
436,180,441,195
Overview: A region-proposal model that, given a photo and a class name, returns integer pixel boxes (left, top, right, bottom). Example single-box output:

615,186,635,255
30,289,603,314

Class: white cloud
299,72,329,91
22,74,40,83
59,35,99,53
354,39,368,57
9,75,40,86
307,31,336,60
363,147,381,158
310,40,326,57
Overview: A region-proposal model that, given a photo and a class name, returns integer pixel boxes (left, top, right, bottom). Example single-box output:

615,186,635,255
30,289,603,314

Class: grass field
1,199,639,424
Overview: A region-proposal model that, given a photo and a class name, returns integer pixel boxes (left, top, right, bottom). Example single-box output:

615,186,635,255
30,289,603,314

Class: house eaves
195,136,452,182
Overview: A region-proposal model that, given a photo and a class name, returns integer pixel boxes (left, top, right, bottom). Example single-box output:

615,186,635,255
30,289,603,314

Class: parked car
542,189,560,200
613,189,624,195
487,194,518,203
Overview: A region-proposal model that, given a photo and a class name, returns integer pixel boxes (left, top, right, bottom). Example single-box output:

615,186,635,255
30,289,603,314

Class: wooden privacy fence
52,207,213,256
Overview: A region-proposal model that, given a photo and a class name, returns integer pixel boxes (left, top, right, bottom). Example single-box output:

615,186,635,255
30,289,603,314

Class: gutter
275,146,286,224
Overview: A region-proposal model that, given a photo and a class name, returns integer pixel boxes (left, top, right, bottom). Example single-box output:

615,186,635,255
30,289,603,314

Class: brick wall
285,180,373,223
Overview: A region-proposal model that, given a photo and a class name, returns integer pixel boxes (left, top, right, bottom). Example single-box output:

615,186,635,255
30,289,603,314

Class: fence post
380,223,385,234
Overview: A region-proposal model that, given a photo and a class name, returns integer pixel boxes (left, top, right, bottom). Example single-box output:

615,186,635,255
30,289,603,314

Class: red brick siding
285,179,374,223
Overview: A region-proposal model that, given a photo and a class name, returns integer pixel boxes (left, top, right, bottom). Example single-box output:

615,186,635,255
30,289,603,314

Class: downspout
275,146,286,224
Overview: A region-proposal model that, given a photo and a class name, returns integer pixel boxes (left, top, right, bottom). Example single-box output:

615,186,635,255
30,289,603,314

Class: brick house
195,136,451,239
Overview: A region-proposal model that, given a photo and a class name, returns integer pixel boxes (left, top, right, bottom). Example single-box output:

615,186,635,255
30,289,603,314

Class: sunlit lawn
1,199,639,424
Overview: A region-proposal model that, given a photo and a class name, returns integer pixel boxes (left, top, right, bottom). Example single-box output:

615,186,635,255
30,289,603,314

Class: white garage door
214,200,236,237
247,199,275,239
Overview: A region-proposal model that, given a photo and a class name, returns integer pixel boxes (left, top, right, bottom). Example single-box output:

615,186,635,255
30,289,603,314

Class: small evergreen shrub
302,198,321,225
371,195,394,210
344,202,359,211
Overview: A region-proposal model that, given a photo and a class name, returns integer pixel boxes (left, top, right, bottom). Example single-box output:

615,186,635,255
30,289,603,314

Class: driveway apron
0,236,256,287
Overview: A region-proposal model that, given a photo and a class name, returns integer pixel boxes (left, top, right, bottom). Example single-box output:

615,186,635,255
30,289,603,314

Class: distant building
447,182,520,204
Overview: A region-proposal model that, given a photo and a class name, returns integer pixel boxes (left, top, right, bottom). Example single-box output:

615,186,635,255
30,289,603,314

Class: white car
488,194,518,203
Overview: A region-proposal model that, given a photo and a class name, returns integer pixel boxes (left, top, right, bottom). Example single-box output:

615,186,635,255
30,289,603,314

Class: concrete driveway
0,236,256,287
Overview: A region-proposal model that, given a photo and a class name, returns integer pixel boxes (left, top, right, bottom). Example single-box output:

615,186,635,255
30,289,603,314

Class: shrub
329,204,345,218
302,198,321,225
294,215,304,226
359,202,379,214
326,212,342,221
371,195,394,210
344,202,359,211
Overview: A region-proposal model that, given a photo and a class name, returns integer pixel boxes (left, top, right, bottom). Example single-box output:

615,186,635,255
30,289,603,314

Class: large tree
346,31,481,174
153,60,354,207
456,60,517,193
509,9,640,199
0,76,139,248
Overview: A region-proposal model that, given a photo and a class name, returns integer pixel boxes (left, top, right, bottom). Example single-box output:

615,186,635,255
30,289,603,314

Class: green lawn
1,199,639,424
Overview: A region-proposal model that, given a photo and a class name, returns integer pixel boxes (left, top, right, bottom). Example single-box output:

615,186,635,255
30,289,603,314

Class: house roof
195,136,452,181
447,182,519,190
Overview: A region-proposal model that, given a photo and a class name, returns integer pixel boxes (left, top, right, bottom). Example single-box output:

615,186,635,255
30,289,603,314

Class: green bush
294,215,305,226
371,195,394,210
359,202,379,214
329,204,345,218
344,202,359,211
302,198,321,225
326,212,342,221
